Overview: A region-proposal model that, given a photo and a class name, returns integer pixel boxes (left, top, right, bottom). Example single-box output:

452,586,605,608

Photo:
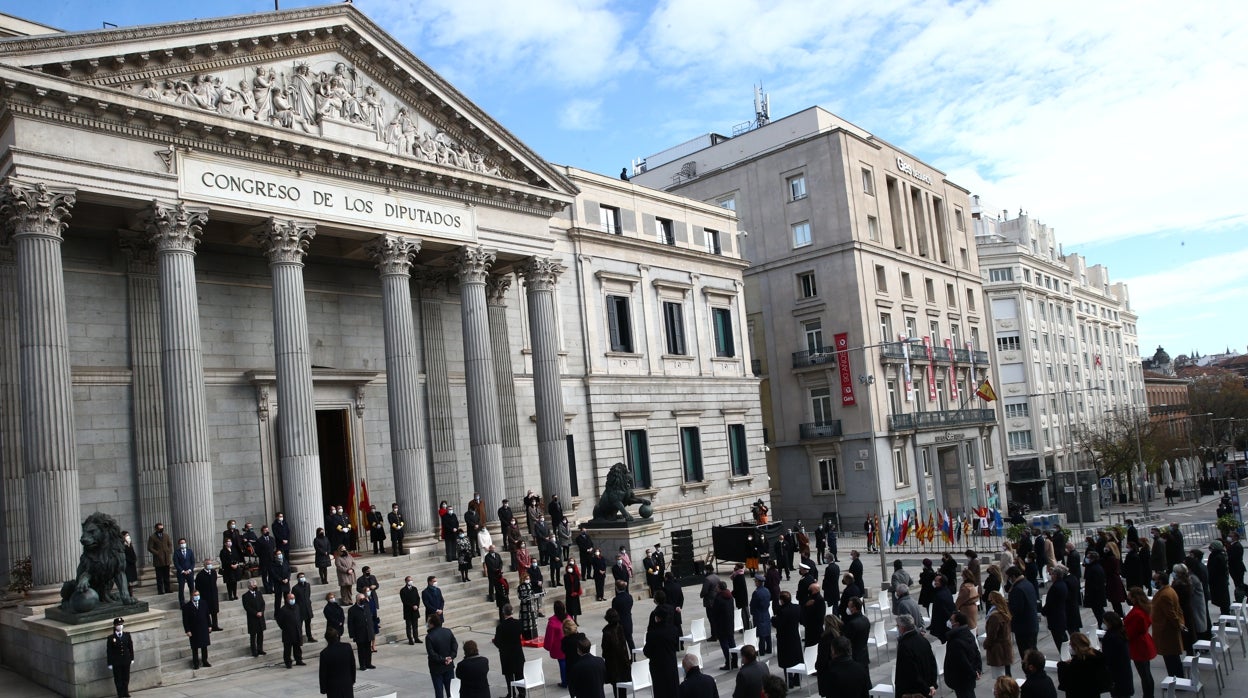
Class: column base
287,546,315,569
23,583,62,610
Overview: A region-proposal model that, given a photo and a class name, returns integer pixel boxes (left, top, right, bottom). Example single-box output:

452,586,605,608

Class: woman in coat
1057,632,1109,698
1151,574,1186,677
984,591,1014,677
1084,552,1109,629
1124,588,1157,698
940,553,959,587
543,600,569,687
984,564,1003,600
773,591,805,680
1101,613,1134,698
919,558,937,609
1103,550,1127,618
601,608,632,690
956,568,981,629
1207,541,1232,616
313,528,332,585
1044,566,1071,657
333,545,356,604
122,531,139,595
564,562,583,619
642,607,680,695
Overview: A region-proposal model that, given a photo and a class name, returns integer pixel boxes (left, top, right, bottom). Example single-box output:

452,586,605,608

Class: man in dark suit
677,652,716,698
569,635,607,698
612,580,635,649
242,579,267,656
173,538,196,605
293,571,315,642
181,590,212,669
347,593,376,670
272,512,291,557
456,639,491,698
734,645,770,698
848,549,864,591
644,607,681,695
483,546,504,602
547,495,564,528
1007,566,1039,654
426,613,458,698
817,636,870,698
493,604,526,696
388,503,406,556
270,550,291,612
366,505,386,555
253,527,276,593
276,592,306,668
318,627,356,698
894,614,938,698
498,499,515,550
440,506,460,562
194,559,222,631
574,525,594,573
422,575,445,622
106,617,135,697
400,575,423,644
323,591,344,636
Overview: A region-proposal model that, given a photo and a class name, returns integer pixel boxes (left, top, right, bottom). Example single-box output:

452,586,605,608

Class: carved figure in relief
271,86,312,133
252,67,276,122
289,62,320,124
360,85,387,139
387,107,418,155
137,78,162,101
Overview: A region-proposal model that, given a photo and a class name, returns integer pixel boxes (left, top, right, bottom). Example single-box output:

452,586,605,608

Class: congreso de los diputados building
0,2,768,607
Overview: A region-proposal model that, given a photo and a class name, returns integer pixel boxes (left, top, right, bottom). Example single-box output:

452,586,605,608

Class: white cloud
558,98,604,131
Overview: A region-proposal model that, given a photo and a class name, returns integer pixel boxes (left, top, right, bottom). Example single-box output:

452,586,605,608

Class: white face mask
288,599,296,605
180,544,187,550
206,564,213,571
115,626,123,633
298,577,306,584
406,581,414,587
328,597,336,604
124,536,131,544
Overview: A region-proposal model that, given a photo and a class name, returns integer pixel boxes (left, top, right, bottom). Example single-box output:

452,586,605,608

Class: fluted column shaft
147,202,215,558
453,246,505,517
367,235,432,532
520,257,571,504
487,275,525,500
1,180,80,590
255,219,322,559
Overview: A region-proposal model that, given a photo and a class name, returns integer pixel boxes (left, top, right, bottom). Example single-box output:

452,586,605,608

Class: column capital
118,231,158,272
146,200,209,253
366,234,421,276
486,273,512,304
451,245,496,284
519,256,566,292
0,180,76,242
254,218,316,264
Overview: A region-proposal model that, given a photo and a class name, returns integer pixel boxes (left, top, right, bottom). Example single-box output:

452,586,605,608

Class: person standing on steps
242,579,267,657
294,571,315,643
146,523,173,596
441,505,459,562
367,504,386,555
275,592,306,669
387,502,406,557
422,575,445,624
219,537,243,601
173,538,196,605
323,591,344,637
272,512,291,558
106,617,134,697
314,528,331,585
181,589,212,670
400,575,423,644
347,593,376,671
194,559,222,631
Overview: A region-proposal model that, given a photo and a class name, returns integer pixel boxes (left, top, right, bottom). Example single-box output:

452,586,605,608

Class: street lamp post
858,372,889,586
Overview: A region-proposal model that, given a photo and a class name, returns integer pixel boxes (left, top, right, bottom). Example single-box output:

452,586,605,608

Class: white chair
589,643,598,657
1045,660,1059,675
684,642,702,668
680,618,708,649
735,611,745,632
1217,604,1247,658
867,588,888,622
1161,669,1207,698
510,658,546,698
618,657,653,697
449,678,461,698
1186,629,1227,695
784,645,819,695
1196,622,1236,672
729,627,758,668
869,683,895,698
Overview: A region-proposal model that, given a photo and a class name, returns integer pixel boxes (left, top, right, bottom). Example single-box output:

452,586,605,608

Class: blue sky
7,0,1247,360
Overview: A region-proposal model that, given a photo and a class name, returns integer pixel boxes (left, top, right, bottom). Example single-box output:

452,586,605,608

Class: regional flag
976,379,998,402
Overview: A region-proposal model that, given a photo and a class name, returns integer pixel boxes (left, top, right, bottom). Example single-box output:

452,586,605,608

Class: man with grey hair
895,613,938,697
895,583,924,631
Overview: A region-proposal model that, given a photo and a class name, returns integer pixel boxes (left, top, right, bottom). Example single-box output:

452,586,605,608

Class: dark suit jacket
271,519,291,552
678,666,719,698
242,589,267,633
400,584,421,621
422,585,445,614
276,603,303,645
643,623,681,694
318,638,356,698
181,600,211,647
456,654,491,698
346,603,374,644
734,660,770,698
106,632,134,666
324,601,345,634
818,654,870,698
568,654,607,698
293,580,314,619
426,626,458,675
612,590,634,637
493,617,526,674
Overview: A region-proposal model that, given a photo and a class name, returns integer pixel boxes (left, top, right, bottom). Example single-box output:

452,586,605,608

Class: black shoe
285,664,292,669
719,665,731,671
258,651,267,656
366,665,377,669
192,663,199,670
202,661,212,668
360,666,369,671
414,638,422,643
295,661,307,666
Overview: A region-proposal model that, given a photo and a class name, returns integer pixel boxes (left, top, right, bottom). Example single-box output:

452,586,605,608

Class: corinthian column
519,257,571,504
146,201,215,558
366,234,432,533
487,275,525,499
452,245,505,516
254,218,322,561
0,180,80,596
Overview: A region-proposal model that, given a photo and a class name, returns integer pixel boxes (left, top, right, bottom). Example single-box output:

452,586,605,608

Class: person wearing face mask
388,503,406,557
242,580,267,657
294,572,315,642
423,575,445,623
347,593,377,670
276,592,306,668
219,536,242,601
173,538,196,605
463,497,481,557
121,531,138,597
272,512,291,558
323,591,345,635
146,523,173,595
253,527,276,593
222,519,244,553
590,548,607,601
335,545,356,604
356,565,381,637
181,588,212,669
314,528,331,585
194,558,222,631
392,575,420,645
367,504,386,555
270,550,291,612
106,617,134,697
440,505,459,562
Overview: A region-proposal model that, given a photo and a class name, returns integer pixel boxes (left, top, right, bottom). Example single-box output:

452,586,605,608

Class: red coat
1124,605,1158,661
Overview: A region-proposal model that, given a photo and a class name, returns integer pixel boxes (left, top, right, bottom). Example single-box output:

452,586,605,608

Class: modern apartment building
632,107,1003,527
974,204,1146,511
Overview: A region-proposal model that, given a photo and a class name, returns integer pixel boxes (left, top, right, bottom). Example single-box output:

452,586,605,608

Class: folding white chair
1196,622,1236,672
1188,626,1230,694
735,610,745,632
784,645,819,695
1161,668,1207,698
509,658,546,698
867,588,888,622
449,678,461,698
680,618,707,649
1217,604,1247,658
618,658,652,698
729,627,758,668
869,683,895,698
589,643,598,657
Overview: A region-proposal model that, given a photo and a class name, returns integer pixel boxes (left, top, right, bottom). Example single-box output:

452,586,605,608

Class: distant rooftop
0,12,62,38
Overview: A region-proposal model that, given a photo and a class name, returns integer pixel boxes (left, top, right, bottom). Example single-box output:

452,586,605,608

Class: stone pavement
3,489,1244,697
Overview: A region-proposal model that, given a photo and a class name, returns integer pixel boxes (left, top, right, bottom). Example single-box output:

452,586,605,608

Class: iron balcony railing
792,347,837,369
799,421,843,440
887,408,997,431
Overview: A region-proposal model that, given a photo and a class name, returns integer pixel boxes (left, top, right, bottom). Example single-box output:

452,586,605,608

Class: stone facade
0,5,767,593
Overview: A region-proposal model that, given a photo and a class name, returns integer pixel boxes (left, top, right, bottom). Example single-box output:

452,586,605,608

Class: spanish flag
975,379,998,402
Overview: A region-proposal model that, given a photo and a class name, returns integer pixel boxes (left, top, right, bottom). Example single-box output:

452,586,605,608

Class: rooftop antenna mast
754,84,771,127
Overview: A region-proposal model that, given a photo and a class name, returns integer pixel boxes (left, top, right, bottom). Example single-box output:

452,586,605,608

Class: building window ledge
680,481,711,495
728,475,754,487
605,351,644,360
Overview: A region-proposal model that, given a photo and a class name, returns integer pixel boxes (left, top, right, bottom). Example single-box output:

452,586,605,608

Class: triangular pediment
0,4,576,199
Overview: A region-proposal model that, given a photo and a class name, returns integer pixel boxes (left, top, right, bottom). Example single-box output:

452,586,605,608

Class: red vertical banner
945,338,959,401
835,332,856,406
900,333,914,402
966,341,976,401
923,336,937,401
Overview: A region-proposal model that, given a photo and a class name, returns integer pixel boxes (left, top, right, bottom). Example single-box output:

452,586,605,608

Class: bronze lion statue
59,512,136,612
592,462,651,523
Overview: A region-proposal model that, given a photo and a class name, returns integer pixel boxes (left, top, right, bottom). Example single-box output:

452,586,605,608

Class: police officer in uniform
106,617,134,696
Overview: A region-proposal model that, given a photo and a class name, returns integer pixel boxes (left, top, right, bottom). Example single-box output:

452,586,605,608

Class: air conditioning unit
854,461,867,471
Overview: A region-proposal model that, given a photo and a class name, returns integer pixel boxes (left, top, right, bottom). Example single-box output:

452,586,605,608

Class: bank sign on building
0,4,766,596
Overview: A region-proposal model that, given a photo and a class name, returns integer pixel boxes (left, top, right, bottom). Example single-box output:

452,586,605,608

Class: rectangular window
798,272,817,299
970,327,980,350
954,207,966,231
662,301,686,355
904,316,918,339
946,283,956,307
606,295,633,353
811,388,833,425
1007,430,1034,450
868,215,881,242
814,458,840,493
880,312,893,341
1004,402,1029,418
792,221,812,248
804,320,824,353
717,196,736,211
929,320,940,345
705,229,722,255
875,264,888,292
893,448,910,485
656,217,675,246
788,175,807,201
861,167,875,195
996,335,1020,352
712,307,735,357
901,272,913,298
624,429,651,488
966,288,976,311
925,278,935,304
728,424,749,477
960,247,969,269
599,205,622,235
1023,269,1031,282
988,268,1014,282
680,426,704,482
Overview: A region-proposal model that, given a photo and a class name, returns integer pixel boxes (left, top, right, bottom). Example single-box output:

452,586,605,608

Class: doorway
317,409,354,532
938,446,964,510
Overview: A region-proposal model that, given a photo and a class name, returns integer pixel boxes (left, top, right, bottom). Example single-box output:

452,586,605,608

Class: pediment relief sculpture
126,55,507,179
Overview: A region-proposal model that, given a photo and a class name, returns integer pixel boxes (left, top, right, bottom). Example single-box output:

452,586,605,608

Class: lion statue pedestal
45,512,148,625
